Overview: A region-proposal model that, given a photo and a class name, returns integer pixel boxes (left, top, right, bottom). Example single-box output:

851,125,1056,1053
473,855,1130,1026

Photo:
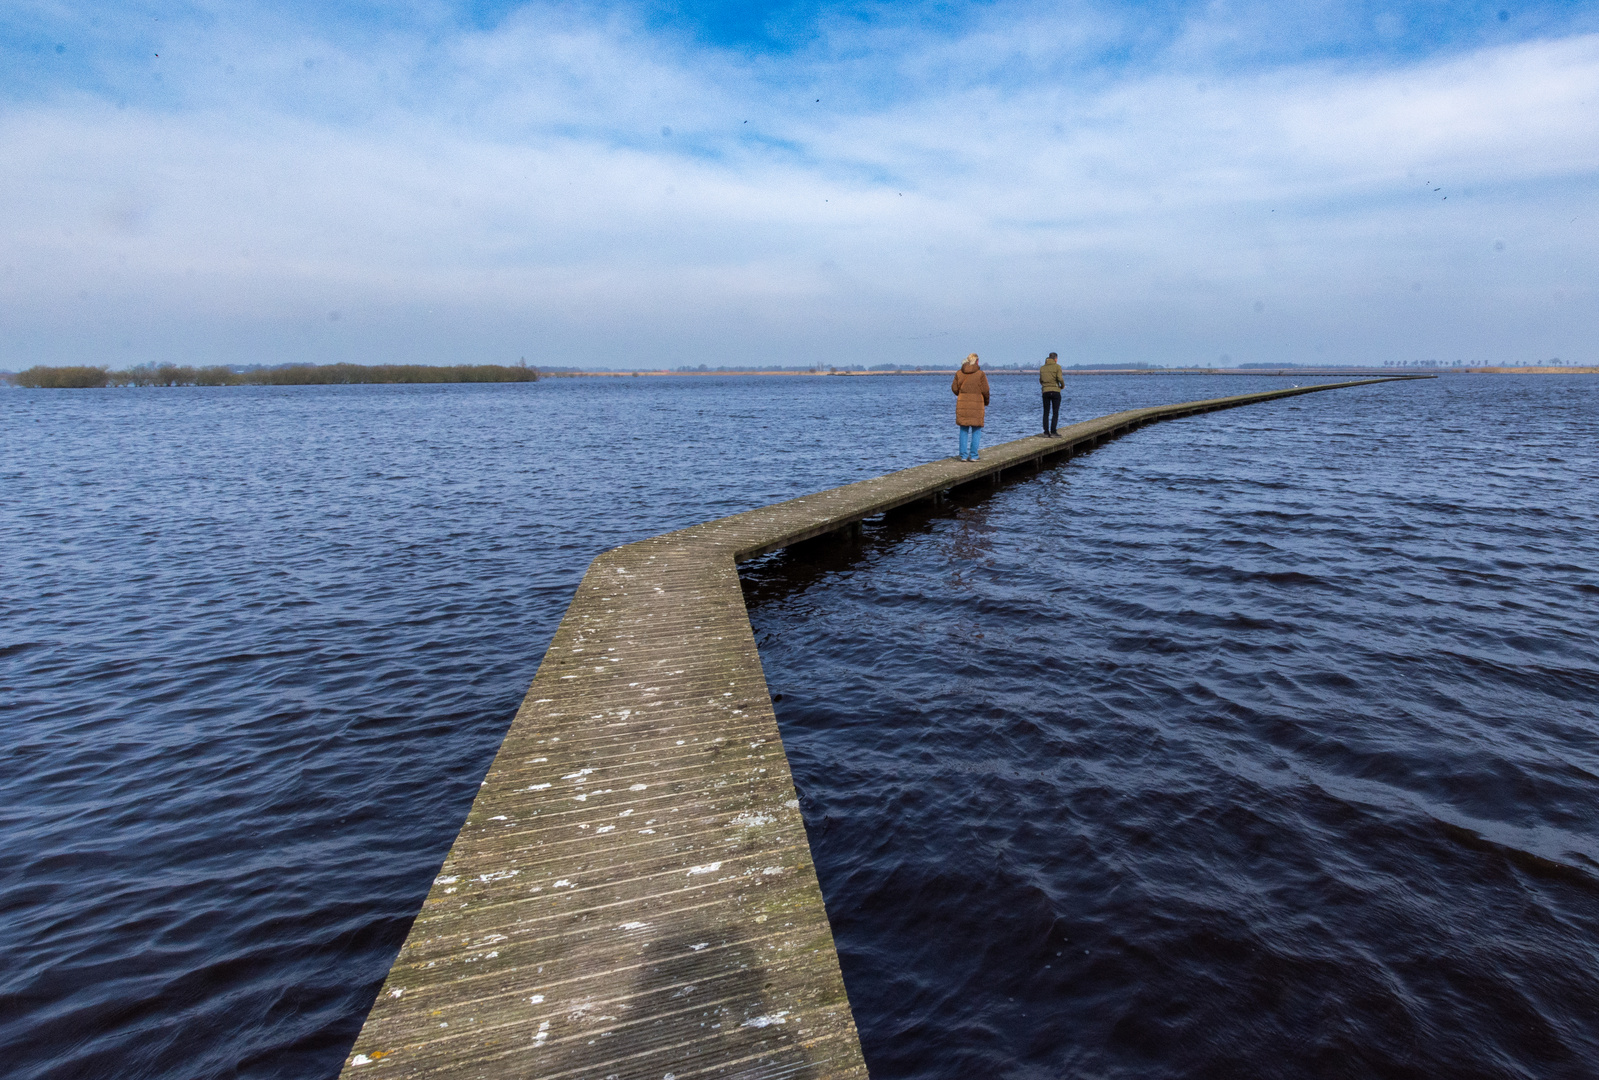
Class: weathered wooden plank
341,378,1411,1079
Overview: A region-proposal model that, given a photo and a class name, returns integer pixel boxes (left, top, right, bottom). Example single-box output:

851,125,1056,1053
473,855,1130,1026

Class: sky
2,0,1596,370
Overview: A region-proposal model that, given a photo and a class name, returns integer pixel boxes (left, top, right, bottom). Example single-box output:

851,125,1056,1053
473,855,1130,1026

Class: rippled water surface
744,374,1599,1079
3,374,1596,1079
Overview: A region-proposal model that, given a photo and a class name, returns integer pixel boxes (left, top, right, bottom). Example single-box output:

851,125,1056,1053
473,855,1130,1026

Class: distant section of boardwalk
341,377,1414,1079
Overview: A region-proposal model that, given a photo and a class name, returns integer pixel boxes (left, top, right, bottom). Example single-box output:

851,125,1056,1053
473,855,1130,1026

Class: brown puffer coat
951,360,990,426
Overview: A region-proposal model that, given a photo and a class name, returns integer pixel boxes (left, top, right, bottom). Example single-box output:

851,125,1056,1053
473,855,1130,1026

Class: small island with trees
5,361,539,388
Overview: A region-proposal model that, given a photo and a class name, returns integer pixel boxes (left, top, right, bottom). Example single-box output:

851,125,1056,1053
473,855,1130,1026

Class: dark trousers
1042,391,1061,433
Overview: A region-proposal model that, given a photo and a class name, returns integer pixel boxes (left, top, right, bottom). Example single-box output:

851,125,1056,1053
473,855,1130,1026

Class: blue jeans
959,425,982,459
1042,391,1061,433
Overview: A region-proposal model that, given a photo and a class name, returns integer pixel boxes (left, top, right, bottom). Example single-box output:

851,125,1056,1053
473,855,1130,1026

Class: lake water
3,373,1596,1079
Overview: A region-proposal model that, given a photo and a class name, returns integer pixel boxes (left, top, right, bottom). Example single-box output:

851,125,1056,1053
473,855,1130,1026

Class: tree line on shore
8,362,539,388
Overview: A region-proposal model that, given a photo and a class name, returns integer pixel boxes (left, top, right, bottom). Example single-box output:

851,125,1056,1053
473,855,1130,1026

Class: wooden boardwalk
341,378,1409,1079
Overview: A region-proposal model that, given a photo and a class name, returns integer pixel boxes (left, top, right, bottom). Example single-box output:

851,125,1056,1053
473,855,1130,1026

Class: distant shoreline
542,367,1594,378
3,362,539,388
3,364,1590,386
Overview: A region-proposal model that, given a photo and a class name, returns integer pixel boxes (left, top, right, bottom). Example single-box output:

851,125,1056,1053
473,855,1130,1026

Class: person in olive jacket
1040,351,1065,436
951,353,991,461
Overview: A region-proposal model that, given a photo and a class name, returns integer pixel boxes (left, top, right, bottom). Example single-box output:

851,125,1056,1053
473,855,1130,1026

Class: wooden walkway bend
342,377,1409,1079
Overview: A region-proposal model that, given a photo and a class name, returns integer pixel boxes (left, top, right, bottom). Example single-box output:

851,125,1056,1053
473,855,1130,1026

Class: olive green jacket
1040,361,1065,392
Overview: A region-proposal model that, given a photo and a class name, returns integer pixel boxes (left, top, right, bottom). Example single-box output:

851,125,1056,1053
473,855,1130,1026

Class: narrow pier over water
342,378,1411,1078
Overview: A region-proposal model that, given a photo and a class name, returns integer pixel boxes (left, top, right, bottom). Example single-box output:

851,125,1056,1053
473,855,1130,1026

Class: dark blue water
744,375,1599,1079
2,374,1595,1079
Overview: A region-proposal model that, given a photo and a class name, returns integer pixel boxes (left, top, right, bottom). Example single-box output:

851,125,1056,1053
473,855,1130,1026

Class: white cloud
2,5,1596,369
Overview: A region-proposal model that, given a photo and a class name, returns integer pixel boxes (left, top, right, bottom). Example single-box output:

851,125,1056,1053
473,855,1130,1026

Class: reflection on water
745,375,1599,1080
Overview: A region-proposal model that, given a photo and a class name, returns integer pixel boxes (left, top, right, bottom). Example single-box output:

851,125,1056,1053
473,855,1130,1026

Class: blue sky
2,0,1596,368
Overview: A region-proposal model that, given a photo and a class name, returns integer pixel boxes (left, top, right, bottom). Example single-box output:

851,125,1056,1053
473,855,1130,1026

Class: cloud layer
3,0,1596,368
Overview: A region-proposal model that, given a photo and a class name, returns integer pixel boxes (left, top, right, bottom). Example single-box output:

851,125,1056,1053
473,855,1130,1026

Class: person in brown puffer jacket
951,353,990,461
